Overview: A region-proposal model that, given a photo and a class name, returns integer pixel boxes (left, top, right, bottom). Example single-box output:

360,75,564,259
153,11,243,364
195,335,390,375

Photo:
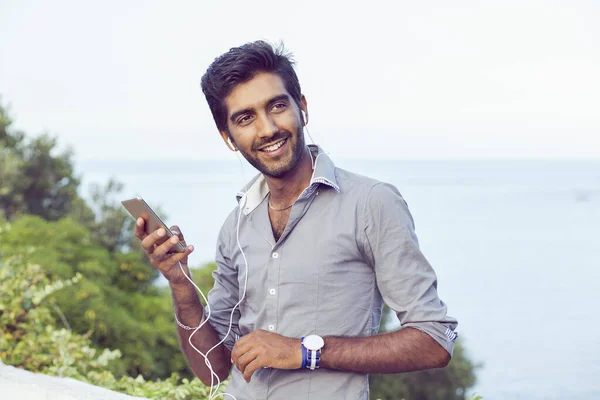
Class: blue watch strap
308,348,321,369
301,337,307,369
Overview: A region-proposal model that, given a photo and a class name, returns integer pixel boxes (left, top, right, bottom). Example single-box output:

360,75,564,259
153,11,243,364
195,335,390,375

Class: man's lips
258,138,288,152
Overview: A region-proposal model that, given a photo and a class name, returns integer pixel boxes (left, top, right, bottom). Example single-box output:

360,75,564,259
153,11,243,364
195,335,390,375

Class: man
134,40,458,400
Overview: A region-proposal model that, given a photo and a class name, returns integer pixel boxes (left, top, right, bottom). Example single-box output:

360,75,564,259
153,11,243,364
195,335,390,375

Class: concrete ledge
0,359,147,400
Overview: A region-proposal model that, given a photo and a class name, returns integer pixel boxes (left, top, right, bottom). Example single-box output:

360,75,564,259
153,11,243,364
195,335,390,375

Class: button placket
266,248,280,334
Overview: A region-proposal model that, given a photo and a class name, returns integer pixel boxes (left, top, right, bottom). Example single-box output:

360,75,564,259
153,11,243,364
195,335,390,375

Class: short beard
239,127,306,179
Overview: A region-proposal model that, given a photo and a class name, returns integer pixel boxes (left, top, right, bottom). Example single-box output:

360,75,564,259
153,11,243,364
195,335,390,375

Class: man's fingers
232,335,252,361
235,329,263,348
152,235,182,259
243,358,263,383
141,228,168,251
236,350,258,376
231,343,241,365
134,218,148,240
164,245,194,265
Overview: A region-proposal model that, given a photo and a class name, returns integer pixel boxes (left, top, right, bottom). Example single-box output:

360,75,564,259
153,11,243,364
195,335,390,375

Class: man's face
220,72,307,178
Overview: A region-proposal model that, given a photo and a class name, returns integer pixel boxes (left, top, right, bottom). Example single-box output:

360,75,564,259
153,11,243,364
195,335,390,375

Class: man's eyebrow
229,94,292,124
267,94,291,106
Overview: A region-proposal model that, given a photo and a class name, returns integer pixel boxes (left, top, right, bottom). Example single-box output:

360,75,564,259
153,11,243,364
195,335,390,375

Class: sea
78,158,600,400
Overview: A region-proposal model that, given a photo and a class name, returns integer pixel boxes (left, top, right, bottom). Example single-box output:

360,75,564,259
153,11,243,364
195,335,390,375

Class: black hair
200,40,302,133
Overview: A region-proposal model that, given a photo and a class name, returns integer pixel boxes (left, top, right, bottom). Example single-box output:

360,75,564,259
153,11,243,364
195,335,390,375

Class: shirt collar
235,144,340,215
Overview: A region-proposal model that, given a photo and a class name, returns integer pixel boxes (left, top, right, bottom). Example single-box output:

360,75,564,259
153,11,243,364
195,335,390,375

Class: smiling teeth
263,139,286,152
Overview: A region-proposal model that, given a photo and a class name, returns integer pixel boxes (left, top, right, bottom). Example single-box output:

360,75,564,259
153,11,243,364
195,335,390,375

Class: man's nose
256,113,278,138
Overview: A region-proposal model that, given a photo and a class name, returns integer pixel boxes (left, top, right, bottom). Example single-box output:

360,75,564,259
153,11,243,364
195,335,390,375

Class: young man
134,41,458,400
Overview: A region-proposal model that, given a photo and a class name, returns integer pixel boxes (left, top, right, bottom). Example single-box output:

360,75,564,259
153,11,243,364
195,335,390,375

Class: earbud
301,110,308,126
227,137,237,151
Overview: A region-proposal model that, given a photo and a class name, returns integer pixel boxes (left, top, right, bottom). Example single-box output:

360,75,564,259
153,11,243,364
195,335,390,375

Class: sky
1,0,599,162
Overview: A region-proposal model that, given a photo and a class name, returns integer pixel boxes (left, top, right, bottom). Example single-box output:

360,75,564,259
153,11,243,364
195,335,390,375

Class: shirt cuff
402,321,459,356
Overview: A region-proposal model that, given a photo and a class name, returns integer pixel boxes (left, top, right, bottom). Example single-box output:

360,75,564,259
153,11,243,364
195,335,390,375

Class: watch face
304,335,324,350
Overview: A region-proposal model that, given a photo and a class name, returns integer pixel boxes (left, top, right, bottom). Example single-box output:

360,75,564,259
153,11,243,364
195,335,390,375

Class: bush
0,215,192,379
0,252,225,399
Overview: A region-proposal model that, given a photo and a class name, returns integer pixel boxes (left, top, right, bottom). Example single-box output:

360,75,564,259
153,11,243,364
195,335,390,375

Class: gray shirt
207,145,458,400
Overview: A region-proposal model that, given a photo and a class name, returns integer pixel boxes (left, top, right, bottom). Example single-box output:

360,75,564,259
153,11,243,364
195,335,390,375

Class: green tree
0,98,217,381
0,101,80,222
0,101,26,219
0,213,218,380
0,215,156,376
0,251,221,399
77,179,138,254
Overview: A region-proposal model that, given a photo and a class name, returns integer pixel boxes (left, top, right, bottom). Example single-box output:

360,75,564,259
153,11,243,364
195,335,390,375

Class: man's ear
300,95,308,125
219,130,237,152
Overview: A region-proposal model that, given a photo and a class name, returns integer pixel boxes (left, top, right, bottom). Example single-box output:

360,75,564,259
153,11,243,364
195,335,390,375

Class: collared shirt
207,145,458,400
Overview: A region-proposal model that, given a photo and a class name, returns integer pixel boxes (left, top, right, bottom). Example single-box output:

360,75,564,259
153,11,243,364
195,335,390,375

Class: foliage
0,100,134,255
0,252,223,399
0,101,80,222
73,178,139,254
0,215,190,379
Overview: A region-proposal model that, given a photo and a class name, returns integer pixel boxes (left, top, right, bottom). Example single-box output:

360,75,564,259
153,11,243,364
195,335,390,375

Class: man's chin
246,141,304,178
254,153,294,177
259,163,294,179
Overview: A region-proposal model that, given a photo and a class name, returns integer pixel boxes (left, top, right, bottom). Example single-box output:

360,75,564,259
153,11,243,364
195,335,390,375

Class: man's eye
238,115,253,125
271,103,287,111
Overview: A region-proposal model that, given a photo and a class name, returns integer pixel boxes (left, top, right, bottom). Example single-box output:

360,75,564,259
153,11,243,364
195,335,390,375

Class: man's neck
265,146,313,207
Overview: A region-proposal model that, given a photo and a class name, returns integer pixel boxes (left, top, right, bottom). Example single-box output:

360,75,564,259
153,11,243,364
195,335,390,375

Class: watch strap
301,337,307,369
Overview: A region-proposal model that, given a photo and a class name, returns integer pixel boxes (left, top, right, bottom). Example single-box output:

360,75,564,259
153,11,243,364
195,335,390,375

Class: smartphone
121,196,186,253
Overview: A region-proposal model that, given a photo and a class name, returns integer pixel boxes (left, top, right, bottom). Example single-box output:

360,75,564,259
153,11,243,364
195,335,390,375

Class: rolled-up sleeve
361,183,458,356
206,210,241,352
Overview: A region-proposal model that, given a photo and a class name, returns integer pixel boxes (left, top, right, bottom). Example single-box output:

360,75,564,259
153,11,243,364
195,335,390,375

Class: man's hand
134,219,232,385
134,218,195,285
231,330,302,383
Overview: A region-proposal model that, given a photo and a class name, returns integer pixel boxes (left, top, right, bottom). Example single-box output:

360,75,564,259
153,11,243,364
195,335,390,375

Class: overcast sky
1,0,599,161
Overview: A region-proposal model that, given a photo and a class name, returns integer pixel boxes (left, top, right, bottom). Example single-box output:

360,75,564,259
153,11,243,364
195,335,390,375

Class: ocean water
79,158,600,400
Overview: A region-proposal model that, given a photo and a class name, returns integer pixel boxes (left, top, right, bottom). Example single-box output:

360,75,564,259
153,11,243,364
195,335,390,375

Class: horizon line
78,156,600,163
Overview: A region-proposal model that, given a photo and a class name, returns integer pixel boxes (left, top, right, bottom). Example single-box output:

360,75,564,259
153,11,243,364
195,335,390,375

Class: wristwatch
302,335,325,370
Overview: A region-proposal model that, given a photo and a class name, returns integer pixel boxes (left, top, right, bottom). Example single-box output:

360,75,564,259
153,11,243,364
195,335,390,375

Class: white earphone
178,189,249,400
227,137,237,151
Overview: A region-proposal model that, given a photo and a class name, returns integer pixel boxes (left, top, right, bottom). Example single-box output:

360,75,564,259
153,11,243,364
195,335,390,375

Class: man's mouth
259,138,287,152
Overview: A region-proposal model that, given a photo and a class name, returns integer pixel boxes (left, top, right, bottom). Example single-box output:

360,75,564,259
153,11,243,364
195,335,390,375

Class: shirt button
268,324,275,331
269,288,276,295
272,252,279,259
